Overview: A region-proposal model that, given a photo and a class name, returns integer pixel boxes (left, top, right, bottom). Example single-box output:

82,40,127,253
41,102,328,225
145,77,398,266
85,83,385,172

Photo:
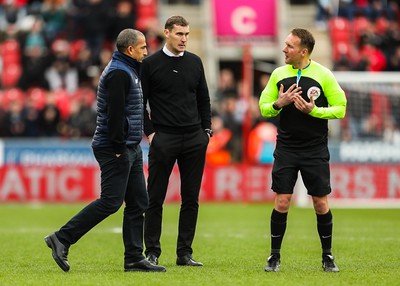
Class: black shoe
264,254,280,272
176,254,203,266
125,259,166,272
44,233,70,272
322,254,339,272
147,253,159,265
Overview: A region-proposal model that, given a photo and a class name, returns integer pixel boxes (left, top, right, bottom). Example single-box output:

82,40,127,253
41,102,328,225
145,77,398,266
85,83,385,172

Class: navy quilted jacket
92,52,143,149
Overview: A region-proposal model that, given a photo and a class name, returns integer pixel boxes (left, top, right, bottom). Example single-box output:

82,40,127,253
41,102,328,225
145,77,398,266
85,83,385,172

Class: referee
259,28,346,272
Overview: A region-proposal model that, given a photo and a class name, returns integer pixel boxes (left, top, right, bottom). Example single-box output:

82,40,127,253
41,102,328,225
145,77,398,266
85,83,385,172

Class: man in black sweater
141,15,212,268
44,29,166,273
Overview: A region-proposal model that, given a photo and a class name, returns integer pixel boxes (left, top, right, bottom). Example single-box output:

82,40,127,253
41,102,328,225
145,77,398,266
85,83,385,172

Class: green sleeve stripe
258,66,288,118
309,65,347,119
309,104,346,119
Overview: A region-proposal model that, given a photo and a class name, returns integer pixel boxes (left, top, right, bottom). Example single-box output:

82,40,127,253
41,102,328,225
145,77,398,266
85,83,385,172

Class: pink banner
213,0,276,37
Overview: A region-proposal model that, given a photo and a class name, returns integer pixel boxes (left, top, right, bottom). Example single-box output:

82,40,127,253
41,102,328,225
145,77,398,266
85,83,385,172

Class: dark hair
291,28,315,55
164,16,189,31
116,29,144,52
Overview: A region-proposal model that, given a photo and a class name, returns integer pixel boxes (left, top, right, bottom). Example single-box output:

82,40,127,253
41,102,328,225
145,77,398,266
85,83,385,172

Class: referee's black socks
316,209,333,256
270,209,288,256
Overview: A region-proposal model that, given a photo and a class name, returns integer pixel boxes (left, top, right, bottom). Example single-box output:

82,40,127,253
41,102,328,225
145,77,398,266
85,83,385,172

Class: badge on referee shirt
307,86,321,101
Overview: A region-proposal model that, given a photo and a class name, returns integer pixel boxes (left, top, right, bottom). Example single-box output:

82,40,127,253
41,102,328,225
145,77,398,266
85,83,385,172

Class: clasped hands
275,83,314,114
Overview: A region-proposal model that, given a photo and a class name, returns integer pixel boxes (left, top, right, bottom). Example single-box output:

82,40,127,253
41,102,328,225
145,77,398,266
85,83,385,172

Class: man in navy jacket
44,29,166,273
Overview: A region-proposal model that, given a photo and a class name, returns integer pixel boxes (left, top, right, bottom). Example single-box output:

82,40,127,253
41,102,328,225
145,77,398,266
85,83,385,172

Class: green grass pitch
0,203,399,285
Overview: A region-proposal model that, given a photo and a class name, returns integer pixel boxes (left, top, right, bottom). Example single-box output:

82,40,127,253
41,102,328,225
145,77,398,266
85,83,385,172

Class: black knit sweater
141,50,211,136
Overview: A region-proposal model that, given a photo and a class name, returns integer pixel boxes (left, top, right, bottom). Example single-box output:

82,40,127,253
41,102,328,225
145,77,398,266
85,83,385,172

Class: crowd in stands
313,0,400,144
1,0,399,166
317,0,400,72
0,0,163,138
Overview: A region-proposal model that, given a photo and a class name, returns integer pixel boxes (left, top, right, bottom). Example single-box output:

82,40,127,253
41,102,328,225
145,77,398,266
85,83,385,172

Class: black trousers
56,145,148,263
144,129,209,257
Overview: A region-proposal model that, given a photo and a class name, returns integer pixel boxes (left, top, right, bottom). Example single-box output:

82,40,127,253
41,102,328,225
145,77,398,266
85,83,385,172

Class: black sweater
141,50,211,136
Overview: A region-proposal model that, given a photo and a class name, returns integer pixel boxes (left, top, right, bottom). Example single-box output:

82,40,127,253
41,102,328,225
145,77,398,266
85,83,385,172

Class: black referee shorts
271,146,331,197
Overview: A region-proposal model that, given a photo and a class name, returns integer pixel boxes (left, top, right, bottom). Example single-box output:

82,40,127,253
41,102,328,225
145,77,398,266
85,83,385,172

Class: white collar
163,45,184,57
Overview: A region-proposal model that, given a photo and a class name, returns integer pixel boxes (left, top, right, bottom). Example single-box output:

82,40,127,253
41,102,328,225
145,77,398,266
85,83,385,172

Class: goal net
295,71,400,208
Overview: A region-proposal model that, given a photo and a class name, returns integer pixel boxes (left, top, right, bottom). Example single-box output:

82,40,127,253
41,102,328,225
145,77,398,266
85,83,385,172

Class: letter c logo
231,6,257,35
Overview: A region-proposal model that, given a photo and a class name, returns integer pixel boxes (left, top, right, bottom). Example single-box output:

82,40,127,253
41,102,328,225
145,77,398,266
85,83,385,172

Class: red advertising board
1,164,399,203
0,166,101,202
331,165,400,199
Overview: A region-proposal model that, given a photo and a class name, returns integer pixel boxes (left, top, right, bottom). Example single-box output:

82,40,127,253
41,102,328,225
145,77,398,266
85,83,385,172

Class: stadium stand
0,0,165,138
0,0,399,155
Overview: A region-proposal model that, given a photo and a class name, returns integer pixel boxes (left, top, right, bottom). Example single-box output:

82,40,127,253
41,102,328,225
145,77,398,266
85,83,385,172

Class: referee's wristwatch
272,101,281,110
204,128,213,137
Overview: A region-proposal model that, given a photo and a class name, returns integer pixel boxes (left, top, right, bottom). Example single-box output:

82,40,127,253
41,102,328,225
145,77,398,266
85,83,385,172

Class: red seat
1,0,28,8
54,88,71,120
73,87,96,107
26,87,47,109
2,88,25,109
374,17,389,35
1,39,21,53
0,39,21,65
332,41,353,61
0,90,4,108
136,0,158,30
352,16,370,43
359,44,387,71
329,17,351,43
1,63,22,88
69,39,87,62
